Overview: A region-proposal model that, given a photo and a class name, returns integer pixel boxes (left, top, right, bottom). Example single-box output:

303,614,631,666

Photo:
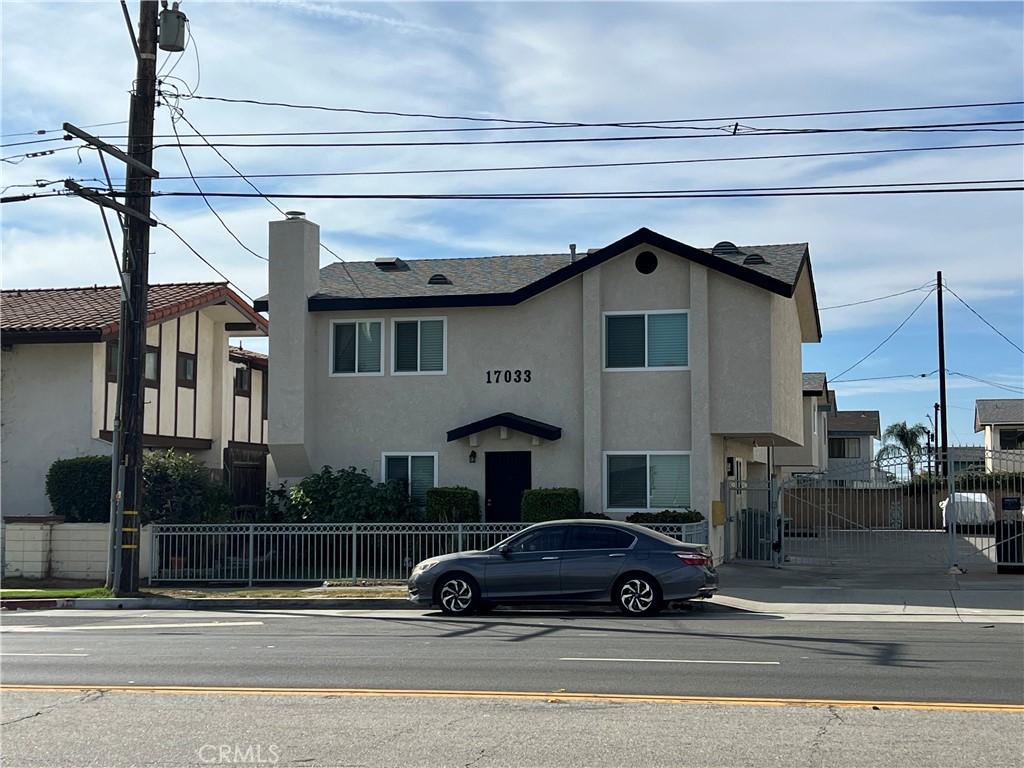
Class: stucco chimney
267,212,320,480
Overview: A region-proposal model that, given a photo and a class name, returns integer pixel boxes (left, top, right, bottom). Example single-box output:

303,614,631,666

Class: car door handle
542,556,559,560
608,553,626,558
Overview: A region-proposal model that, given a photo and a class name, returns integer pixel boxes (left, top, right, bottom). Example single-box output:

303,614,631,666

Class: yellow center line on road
2,684,1020,713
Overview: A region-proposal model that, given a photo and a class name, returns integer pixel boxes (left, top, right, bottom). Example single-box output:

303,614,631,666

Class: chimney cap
285,211,306,220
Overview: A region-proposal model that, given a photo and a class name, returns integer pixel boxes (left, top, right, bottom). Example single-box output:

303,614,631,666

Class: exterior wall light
469,450,477,464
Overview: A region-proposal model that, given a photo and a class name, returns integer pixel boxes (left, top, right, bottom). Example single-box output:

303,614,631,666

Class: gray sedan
407,519,718,616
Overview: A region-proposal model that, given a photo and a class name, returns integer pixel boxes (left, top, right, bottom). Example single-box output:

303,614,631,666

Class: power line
173,94,1023,128
153,120,1023,150
820,282,935,310
168,113,267,261
150,142,1023,182
831,288,937,381
832,371,938,383
943,283,1024,355
0,120,127,140
154,214,255,303
137,184,1024,201
171,107,364,295
948,371,1024,394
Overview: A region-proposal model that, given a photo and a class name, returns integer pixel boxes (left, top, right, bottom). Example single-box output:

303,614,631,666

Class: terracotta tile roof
229,346,269,368
1,282,267,340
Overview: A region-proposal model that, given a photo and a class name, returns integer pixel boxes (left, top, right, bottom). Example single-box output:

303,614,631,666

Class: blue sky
2,1,1022,445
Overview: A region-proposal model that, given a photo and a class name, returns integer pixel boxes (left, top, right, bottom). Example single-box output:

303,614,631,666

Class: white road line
782,586,842,590
561,657,780,665
2,621,264,633
0,653,90,657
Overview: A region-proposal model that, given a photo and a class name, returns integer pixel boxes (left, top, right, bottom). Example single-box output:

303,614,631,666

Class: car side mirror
498,545,511,558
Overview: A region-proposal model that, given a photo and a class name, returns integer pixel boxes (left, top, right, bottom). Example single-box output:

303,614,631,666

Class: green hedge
45,455,111,522
273,466,421,523
425,486,480,523
625,509,704,524
521,487,581,522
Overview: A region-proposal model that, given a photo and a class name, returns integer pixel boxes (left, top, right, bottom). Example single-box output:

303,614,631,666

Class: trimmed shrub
425,486,480,523
579,511,611,519
521,487,581,523
286,466,422,523
626,509,704,524
142,449,233,524
45,455,111,522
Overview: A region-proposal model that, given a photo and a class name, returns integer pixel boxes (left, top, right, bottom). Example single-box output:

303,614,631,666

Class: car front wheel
615,574,663,616
437,574,480,616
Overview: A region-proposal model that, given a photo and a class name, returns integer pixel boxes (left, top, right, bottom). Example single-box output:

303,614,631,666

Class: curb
0,597,420,612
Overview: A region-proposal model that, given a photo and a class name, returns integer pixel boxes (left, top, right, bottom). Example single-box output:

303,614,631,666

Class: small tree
45,455,111,522
142,449,233,524
876,421,928,476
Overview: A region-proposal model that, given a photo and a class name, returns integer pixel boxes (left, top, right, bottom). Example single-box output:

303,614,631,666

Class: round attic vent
712,241,740,256
743,253,769,265
428,273,452,285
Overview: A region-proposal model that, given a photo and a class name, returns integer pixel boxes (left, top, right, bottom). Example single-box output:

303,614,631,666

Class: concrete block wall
1,520,154,582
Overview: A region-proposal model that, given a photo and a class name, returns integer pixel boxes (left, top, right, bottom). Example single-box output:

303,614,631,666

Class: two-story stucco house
826,408,882,485
975,398,1024,472
770,372,833,479
259,213,822,559
0,282,268,516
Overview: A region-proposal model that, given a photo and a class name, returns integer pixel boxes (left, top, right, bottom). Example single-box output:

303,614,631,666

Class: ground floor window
606,452,690,510
383,453,437,504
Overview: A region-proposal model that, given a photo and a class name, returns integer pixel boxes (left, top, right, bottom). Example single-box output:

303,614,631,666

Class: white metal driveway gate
776,448,1023,572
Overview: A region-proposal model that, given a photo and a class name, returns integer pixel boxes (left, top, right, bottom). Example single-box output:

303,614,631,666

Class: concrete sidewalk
3,563,1022,621
710,562,1024,622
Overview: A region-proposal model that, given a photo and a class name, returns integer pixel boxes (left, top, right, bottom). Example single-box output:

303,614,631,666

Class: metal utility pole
115,0,160,595
936,271,949,480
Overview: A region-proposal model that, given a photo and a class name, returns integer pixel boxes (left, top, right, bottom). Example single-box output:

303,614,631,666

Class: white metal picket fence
149,521,709,586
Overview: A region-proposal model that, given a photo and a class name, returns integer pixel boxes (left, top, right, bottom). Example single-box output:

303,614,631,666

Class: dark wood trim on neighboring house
99,430,213,450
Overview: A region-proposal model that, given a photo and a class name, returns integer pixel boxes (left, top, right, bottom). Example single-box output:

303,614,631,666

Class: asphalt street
1,607,1021,705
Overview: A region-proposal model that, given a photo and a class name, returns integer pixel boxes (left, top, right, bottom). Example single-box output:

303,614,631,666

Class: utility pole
115,0,160,595
936,271,949,480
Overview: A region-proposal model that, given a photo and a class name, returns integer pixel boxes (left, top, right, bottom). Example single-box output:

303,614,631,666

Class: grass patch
0,587,113,599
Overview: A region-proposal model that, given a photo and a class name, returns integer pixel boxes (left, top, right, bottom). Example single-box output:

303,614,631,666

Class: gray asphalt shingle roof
975,398,1024,428
829,410,881,437
314,241,810,302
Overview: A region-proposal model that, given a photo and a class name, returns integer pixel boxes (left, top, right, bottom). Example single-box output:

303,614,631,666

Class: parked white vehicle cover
940,492,996,525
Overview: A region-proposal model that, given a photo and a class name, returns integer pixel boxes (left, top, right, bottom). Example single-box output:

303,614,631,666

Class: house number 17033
486,369,532,383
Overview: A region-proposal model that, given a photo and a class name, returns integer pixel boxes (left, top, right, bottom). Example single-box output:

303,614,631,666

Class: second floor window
143,346,160,388
605,311,688,370
999,429,1024,450
234,366,251,396
393,318,445,374
176,352,197,388
332,320,382,375
828,437,861,459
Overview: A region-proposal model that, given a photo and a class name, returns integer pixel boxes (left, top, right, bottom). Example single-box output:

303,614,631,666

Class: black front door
485,451,531,522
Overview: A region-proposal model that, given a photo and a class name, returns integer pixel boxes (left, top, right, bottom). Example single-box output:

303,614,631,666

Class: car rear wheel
437,574,480,616
614,574,663,616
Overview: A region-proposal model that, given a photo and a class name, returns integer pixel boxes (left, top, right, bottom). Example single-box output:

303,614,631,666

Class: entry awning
447,412,562,442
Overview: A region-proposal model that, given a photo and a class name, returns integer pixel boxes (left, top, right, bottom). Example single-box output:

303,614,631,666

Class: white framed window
604,451,691,510
382,453,438,504
604,310,688,371
331,319,383,376
392,317,446,375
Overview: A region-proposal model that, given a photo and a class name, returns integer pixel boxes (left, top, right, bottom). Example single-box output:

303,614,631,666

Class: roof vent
712,241,740,256
428,273,452,285
374,256,405,271
743,253,769,265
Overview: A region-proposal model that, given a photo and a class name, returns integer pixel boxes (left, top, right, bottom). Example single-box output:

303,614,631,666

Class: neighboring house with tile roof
770,372,834,479
1,282,269,517
826,409,883,485
975,398,1024,471
259,214,822,562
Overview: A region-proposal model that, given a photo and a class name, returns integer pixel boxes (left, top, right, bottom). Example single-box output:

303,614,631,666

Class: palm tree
876,421,928,476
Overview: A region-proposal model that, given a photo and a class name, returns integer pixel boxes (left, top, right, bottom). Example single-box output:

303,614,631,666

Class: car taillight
674,551,711,567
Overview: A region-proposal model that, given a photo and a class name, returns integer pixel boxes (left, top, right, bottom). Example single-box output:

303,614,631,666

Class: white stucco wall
1,344,109,516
